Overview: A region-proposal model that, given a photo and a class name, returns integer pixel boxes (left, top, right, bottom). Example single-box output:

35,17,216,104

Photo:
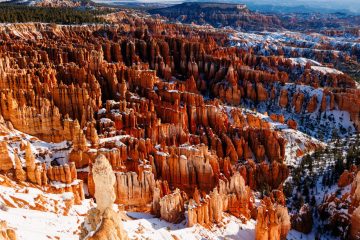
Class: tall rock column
255,199,290,240
0,142,12,171
80,154,128,240
25,142,36,183
92,155,116,214
14,150,26,182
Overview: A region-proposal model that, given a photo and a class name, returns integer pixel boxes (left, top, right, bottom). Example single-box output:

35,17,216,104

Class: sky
93,0,360,13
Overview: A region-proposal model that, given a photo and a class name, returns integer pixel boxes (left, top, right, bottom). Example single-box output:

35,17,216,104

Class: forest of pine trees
0,4,109,24
284,134,360,238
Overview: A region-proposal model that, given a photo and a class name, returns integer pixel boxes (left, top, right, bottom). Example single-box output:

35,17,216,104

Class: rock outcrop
1,16,357,240
338,167,357,188
350,206,360,240
0,220,16,240
0,142,13,171
187,173,252,227
255,198,291,240
291,204,313,234
319,169,360,239
80,154,128,240
159,189,186,223
187,187,223,227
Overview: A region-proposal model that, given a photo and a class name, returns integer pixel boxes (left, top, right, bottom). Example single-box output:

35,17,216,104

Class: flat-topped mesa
80,154,128,240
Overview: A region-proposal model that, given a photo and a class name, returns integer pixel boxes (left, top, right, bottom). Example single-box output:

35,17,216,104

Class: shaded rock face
319,169,360,239
291,204,313,234
238,160,289,191
352,171,360,210
149,2,360,32
338,167,357,188
351,207,360,240
287,119,297,130
349,171,360,240
149,2,282,31
80,154,128,240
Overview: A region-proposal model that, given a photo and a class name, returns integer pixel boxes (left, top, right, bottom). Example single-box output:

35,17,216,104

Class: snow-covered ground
0,176,256,240
0,207,83,240
285,134,359,240
243,82,357,141
125,212,255,240
223,104,325,166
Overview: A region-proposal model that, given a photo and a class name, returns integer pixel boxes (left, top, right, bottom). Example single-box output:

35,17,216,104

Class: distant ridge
0,0,96,7
149,2,283,31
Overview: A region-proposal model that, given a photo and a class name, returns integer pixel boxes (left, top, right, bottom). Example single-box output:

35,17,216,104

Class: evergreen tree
0,4,110,24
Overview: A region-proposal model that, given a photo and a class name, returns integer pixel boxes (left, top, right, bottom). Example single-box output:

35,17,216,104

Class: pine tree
310,195,316,206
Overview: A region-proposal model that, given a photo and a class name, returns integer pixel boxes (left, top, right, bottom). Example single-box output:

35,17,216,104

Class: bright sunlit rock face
92,154,116,214
80,154,128,240
0,1,359,240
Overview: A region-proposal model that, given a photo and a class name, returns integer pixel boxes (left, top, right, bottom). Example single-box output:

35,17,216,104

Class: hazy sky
93,0,360,12
243,0,360,12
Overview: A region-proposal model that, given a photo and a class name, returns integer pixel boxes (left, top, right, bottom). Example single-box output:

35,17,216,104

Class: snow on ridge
311,66,344,75
289,57,322,67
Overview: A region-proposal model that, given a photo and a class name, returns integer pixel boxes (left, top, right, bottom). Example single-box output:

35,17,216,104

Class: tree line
0,4,109,24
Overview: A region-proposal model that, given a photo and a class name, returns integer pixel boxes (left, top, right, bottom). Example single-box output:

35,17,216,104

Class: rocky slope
149,2,283,31
0,6,358,240
0,0,94,7
150,3,360,33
